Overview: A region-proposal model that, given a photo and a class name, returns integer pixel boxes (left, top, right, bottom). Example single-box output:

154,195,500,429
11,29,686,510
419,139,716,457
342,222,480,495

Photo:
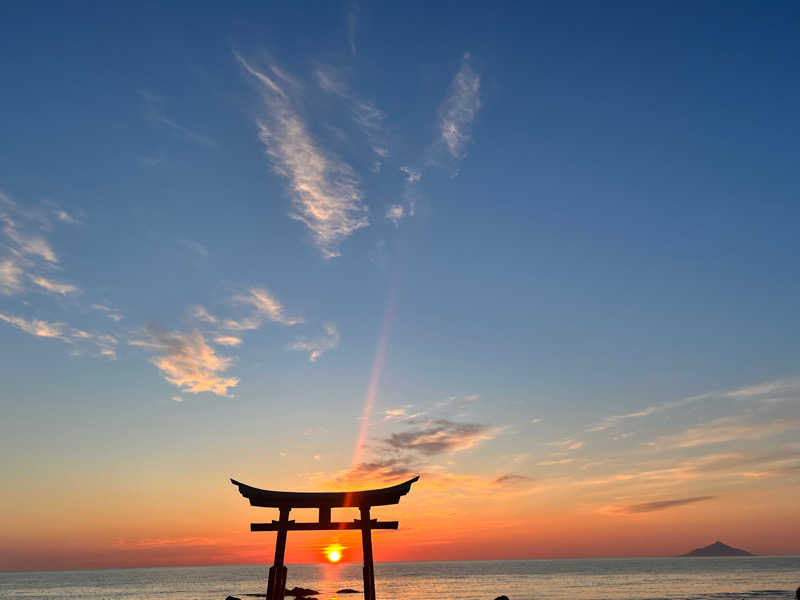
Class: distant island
679,541,754,557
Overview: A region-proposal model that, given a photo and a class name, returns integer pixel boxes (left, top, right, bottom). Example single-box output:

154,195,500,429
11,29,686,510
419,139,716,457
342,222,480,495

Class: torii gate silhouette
231,476,419,600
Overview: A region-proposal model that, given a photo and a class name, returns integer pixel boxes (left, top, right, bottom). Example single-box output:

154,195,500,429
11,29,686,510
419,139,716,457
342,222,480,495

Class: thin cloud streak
494,474,532,485
91,304,123,322
315,64,388,158
30,276,79,295
139,90,215,147
615,495,716,514
235,53,369,259
0,257,23,295
663,417,800,448
1,214,58,263
0,313,66,339
587,377,800,433
0,312,118,358
190,305,217,324
233,287,303,326
437,53,481,160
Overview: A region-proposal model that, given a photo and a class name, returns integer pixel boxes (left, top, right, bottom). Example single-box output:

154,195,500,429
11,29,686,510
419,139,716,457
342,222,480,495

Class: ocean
1,557,798,600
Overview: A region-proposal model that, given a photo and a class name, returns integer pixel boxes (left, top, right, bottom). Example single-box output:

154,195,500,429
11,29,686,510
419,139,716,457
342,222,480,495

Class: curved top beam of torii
230,475,420,509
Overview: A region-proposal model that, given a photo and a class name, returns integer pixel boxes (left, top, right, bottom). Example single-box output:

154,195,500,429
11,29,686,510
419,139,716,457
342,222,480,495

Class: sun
324,543,344,563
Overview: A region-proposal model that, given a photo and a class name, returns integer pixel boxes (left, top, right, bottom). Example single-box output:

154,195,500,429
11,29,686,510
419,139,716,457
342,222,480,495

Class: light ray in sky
348,281,397,490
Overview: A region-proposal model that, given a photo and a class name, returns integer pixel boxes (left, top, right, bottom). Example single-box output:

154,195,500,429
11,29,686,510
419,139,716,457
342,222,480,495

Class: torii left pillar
266,507,290,600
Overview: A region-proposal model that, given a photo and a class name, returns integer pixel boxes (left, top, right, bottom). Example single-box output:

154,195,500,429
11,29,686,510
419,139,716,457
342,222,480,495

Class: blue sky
2,2,800,568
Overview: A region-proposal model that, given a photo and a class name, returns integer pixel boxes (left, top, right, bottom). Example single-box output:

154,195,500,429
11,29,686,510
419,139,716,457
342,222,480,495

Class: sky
1,1,800,571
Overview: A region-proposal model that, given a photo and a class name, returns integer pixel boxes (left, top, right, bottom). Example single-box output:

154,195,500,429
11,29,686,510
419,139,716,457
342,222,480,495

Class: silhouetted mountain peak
679,541,754,557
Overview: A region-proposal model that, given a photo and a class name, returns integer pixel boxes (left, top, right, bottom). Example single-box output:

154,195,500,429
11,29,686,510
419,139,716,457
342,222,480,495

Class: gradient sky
2,2,800,571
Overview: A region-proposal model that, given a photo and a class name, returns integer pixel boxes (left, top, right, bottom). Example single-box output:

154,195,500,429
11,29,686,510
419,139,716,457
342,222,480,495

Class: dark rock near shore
286,587,320,596
495,596,510,600
336,589,360,594
226,596,241,600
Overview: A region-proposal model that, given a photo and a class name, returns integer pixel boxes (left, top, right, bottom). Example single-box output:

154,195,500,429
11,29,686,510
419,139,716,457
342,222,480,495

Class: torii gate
231,476,419,600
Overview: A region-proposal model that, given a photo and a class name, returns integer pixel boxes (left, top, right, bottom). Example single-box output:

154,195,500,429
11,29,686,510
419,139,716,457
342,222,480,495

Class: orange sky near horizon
1,468,798,571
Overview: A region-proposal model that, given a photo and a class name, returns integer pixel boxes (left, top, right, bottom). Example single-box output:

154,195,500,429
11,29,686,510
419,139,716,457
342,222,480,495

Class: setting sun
324,544,344,563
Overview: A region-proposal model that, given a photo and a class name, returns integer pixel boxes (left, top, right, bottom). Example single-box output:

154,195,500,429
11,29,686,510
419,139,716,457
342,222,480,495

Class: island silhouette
679,541,754,557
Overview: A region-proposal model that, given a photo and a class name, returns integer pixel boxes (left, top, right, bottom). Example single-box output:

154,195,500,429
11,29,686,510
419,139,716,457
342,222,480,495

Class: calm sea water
1,557,798,600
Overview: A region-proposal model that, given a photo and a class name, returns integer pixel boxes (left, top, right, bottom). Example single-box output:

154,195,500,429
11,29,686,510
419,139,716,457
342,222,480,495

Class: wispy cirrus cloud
91,304,123,322
386,166,421,226
235,53,369,259
587,377,800,433
214,335,242,347
0,313,66,339
674,447,800,482
1,214,58,263
550,438,585,451
383,405,423,422
437,53,481,160
130,327,239,396
315,64,388,159
289,322,339,362
0,191,84,298
221,316,262,332
0,312,118,358
662,416,800,448
0,257,23,295
190,305,217,324
192,291,300,334
233,287,303,326
382,394,480,426
53,209,78,225
139,90,215,147
30,275,79,295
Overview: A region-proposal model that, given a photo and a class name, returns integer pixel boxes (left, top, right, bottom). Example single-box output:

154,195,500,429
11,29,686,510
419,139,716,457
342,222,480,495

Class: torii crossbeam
231,476,419,600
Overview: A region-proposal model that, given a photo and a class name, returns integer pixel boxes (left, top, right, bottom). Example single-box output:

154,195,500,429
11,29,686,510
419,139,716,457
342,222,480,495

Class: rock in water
495,596,510,600
285,587,320,597
336,589,360,594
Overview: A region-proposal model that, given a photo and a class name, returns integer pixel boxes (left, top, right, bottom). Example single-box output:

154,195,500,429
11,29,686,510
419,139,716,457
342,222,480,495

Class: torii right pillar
359,506,376,600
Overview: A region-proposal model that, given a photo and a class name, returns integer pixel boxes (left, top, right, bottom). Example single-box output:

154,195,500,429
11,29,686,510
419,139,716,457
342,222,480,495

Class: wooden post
268,506,291,600
360,506,375,600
